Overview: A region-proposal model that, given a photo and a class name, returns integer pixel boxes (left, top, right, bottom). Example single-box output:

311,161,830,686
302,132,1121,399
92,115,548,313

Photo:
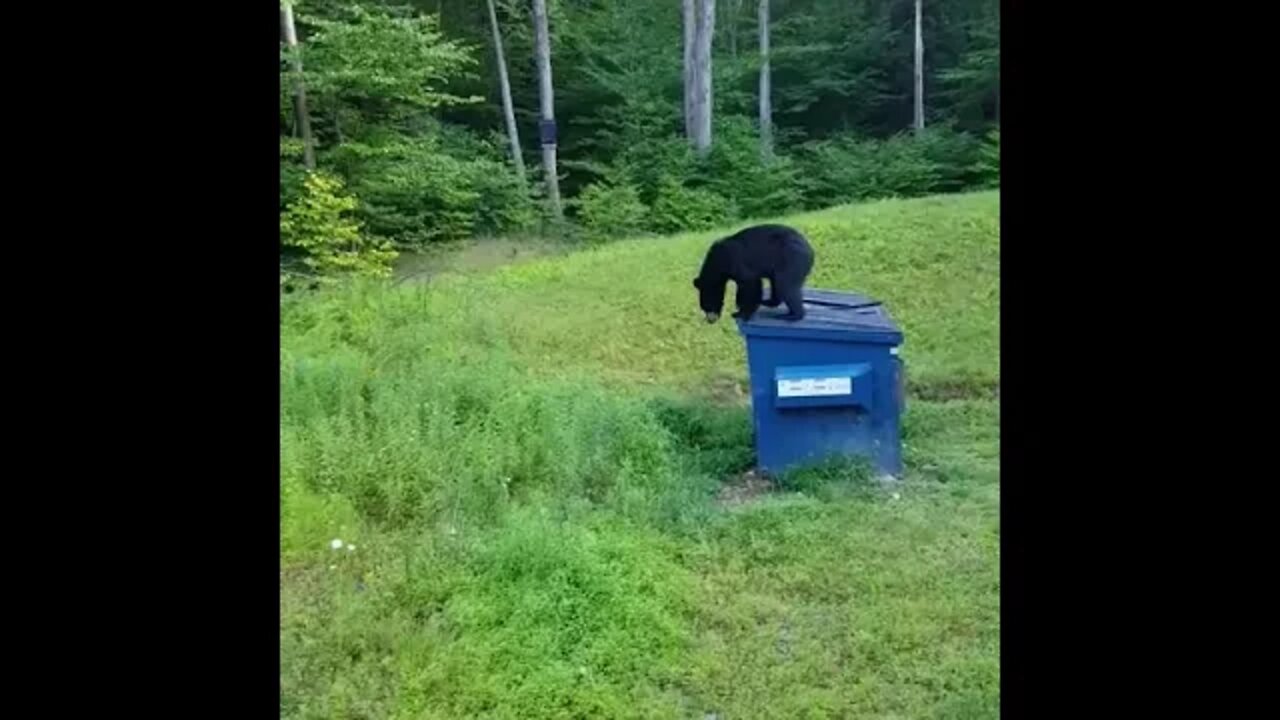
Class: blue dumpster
736,288,905,476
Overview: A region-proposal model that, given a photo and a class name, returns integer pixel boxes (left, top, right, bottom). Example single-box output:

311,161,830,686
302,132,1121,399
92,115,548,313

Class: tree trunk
530,0,562,221
486,0,525,185
280,2,315,171
758,0,771,161
683,0,695,139
913,0,924,132
728,0,740,59
691,0,715,156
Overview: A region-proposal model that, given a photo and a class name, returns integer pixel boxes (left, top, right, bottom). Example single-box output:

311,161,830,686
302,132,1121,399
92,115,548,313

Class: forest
279,0,999,281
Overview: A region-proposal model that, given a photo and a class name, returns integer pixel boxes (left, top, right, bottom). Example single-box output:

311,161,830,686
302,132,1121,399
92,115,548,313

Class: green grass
281,191,1000,719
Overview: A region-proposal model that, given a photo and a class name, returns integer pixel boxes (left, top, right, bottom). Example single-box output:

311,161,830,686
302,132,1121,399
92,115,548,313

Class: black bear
693,224,815,323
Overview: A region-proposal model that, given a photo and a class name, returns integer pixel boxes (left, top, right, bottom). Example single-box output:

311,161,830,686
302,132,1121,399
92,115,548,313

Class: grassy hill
281,191,1000,719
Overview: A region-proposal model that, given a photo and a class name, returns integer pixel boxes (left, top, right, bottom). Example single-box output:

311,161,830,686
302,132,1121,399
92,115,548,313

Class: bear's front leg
733,278,763,321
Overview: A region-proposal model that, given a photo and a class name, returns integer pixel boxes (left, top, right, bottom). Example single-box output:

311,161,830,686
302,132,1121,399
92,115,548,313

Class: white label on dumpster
777,376,852,397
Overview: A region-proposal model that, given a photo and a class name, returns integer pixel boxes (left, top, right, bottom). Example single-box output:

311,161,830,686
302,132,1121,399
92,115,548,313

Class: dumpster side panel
744,334,902,475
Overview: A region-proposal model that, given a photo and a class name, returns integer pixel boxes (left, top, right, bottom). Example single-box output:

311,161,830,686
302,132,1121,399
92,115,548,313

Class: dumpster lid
736,287,903,344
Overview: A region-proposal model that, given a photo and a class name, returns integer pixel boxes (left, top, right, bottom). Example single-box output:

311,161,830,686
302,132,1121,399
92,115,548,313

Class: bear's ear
692,278,701,289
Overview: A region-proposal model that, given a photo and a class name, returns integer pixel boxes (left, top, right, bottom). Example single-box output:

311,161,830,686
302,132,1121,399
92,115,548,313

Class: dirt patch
715,468,776,507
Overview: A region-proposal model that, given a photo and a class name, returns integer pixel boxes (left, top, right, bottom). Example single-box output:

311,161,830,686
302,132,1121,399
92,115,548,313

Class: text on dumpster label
777,376,852,397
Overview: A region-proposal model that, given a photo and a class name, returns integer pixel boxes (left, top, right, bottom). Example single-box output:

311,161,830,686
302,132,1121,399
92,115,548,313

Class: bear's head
692,276,725,323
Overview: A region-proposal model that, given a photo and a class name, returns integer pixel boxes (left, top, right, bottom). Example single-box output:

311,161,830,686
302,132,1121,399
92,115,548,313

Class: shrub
795,127,988,207
650,177,735,234
574,181,649,243
469,158,538,237
326,134,535,247
280,171,397,282
600,116,799,228
912,127,984,193
280,137,308,211
330,137,480,247
975,127,999,187
795,133,919,205
698,116,803,219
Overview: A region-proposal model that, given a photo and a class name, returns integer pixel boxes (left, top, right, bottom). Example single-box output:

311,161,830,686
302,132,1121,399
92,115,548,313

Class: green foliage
280,475,362,563
323,133,534,247
698,116,804,219
938,7,1000,130
976,126,1000,187
396,514,695,717
607,132,698,207
282,0,998,254
470,163,538,237
579,119,983,237
601,118,802,225
280,171,398,281
333,136,481,247
573,181,649,243
279,3,541,250
280,511,700,719
793,129,983,207
912,126,984,193
752,0,895,134
295,4,479,123
774,455,875,497
649,397,755,478
650,177,736,234
280,137,308,210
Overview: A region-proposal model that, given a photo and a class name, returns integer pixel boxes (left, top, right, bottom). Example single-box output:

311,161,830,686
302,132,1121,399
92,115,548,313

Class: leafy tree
281,171,397,281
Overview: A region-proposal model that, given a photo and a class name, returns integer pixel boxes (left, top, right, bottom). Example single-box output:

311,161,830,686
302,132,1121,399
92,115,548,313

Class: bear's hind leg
778,283,806,321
